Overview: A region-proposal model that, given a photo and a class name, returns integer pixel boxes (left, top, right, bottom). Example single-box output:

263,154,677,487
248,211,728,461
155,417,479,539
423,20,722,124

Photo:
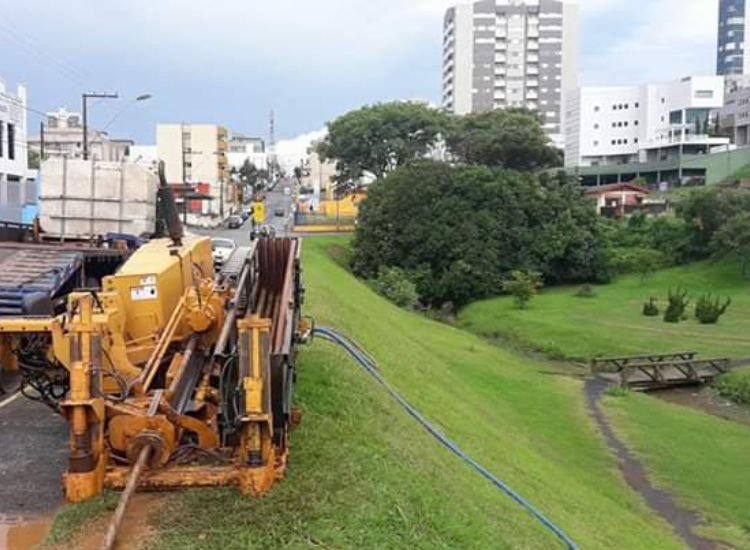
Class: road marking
0,391,21,410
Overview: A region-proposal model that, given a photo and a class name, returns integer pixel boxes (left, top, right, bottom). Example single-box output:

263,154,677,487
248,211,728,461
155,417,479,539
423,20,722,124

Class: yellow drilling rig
0,165,308,546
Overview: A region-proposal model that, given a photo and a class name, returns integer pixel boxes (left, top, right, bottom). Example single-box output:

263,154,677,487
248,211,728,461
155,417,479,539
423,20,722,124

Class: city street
194,187,294,242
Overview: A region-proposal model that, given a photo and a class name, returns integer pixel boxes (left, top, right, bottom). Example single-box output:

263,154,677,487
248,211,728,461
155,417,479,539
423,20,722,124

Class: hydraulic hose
313,326,579,550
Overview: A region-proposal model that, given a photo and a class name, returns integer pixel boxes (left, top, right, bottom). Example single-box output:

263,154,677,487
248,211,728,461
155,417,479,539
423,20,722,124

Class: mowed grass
145,237,687,549
459,260,750,360
605,393,750,548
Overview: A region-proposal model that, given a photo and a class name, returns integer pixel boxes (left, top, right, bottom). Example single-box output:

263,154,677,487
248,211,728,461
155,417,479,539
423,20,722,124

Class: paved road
194,189,294,243
0,390,67,519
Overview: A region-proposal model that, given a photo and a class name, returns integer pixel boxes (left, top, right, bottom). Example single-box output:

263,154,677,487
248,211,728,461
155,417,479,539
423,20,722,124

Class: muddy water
0,516,52,550
654,386,750,428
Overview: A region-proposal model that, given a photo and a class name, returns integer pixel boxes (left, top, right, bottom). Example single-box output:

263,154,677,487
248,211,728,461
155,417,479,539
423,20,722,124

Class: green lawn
459,260,750,360
150,237,687,549
605,393,750,547
50,238,750,549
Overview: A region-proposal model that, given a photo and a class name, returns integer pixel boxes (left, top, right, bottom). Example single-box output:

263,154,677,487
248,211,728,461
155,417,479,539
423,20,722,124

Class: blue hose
313,326,579,550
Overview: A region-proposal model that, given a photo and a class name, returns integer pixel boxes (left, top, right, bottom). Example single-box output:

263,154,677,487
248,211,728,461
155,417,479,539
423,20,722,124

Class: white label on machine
131,285,158,301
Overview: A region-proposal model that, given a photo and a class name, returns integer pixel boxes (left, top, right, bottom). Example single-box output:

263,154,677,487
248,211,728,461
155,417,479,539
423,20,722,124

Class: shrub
502,270,543,309
370,266,420,310
605,385,630,398
714,370,750,405
695,294,731,325
642,297,660,317
575,284,597,298
664,287,690,323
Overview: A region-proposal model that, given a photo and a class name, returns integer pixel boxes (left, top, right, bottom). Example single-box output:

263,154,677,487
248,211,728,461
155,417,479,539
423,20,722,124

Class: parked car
211,238,237,271
226,215,244,229
241,208,252,222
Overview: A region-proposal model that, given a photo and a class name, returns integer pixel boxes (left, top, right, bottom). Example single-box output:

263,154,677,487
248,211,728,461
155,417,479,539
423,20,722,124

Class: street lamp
82,93,153,160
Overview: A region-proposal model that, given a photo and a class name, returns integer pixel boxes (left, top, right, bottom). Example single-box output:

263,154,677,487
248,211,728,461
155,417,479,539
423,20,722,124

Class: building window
635,102,640,108
661,98,666,104
624,121,629,127
594,140,599,147
7,123,15,161
634,120,639,126
612,122,617,128
611,139,616,145
594,106,600,112
634,138,639,144
0,122,3,158
594,123,599,129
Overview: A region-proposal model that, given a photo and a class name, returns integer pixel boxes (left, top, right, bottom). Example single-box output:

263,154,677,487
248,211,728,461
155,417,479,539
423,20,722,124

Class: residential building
157,124,230,218
564,76,729,175
584,183,651,217
227,133,267,171
442,0,579,147
718,0,750,77
0,78,34,223
28,108,133,161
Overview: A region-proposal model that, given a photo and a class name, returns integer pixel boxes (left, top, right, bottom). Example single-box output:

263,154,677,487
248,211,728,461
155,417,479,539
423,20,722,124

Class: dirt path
584,379,719,550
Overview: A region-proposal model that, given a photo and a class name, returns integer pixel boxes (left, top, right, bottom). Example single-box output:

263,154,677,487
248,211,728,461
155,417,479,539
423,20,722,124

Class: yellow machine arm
0,234,306,504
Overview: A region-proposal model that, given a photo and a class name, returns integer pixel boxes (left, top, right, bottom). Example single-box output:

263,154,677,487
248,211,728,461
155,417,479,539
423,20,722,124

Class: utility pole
269,109,276,182
39,121,45,161
82,92,118,160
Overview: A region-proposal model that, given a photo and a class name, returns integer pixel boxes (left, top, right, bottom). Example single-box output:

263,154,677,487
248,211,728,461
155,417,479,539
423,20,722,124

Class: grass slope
605,393,750,547
146,237,687,549
459,260,750,360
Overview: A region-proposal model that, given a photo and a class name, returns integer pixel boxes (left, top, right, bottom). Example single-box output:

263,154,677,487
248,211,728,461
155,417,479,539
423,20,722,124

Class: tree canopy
351,161,609,308
444,108,562,170
317,101,446,181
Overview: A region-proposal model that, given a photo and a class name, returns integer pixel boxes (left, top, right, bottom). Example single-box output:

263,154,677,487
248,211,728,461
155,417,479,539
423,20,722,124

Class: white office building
564,77,729,168
227,133,267,172
442,0,579,147
0,79,35,223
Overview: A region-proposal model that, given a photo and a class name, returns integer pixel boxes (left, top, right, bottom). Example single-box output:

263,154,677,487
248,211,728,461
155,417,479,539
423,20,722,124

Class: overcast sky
1,0,718,146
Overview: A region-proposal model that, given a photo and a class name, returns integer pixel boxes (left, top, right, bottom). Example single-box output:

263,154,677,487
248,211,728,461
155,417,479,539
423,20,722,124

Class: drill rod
101,445,152,550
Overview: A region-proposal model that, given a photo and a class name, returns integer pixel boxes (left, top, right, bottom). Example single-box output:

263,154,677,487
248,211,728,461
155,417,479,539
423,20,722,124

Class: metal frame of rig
0,166,309,528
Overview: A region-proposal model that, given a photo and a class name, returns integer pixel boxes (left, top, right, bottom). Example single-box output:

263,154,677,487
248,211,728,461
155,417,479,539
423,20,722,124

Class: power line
0,12,92,87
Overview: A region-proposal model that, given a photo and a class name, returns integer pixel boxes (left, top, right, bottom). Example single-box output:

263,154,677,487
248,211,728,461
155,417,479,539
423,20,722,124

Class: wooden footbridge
591,352,734,391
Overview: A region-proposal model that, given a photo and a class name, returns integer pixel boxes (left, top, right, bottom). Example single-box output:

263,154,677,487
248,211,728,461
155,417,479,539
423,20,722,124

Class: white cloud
581,0,717,86
275,128,327,170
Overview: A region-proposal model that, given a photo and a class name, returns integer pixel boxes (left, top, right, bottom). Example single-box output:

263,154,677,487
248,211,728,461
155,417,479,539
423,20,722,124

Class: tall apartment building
157,124,229,218
718,0,750,76
564,76,728,169
442,0,578,147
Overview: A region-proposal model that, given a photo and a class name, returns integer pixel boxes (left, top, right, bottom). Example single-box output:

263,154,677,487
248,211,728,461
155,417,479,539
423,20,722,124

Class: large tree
317,101,447,181
444,108,562,170
351,161,609,308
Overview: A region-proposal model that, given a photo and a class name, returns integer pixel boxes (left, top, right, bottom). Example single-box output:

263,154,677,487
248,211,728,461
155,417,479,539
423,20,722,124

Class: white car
211,238,237,271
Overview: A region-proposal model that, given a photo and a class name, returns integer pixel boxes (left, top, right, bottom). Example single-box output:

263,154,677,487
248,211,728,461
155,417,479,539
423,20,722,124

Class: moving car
226,215,244,229
274,208,285,217
211,238,237,271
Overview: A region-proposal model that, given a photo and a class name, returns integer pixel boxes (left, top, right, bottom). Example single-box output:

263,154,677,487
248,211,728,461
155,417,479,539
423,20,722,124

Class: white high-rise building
564,76,729,168
442,0,579,147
